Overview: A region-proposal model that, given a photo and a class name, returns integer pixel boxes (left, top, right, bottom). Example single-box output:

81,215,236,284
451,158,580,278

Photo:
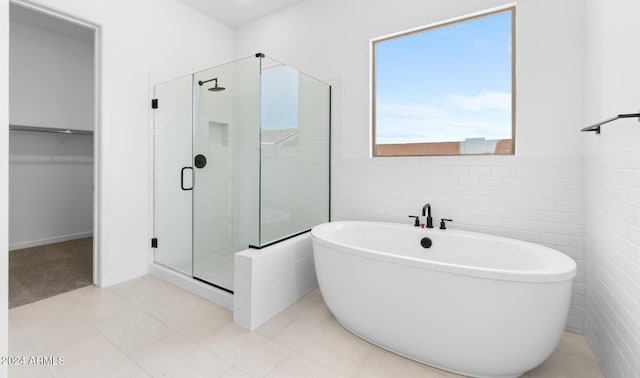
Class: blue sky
261,65,298,130
375,11,512,144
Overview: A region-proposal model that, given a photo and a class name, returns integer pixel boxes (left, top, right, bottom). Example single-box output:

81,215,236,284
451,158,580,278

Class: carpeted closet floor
9,237,93,308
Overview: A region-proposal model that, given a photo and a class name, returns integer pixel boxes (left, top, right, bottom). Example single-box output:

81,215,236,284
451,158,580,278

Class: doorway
8,1,101,308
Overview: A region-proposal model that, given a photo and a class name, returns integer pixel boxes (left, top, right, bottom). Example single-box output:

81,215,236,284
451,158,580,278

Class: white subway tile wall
331,90,585,331
584,151,640,377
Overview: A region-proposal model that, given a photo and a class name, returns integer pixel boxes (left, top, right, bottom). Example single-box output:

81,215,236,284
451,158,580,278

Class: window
372,7,515,156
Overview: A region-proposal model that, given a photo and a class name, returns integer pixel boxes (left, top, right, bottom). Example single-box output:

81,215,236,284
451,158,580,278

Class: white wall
9,132,93,249
236,0,587,332
4,0,234,288
1,1,9,376
584,0,640,376
235,0,585,158
9,19,94,130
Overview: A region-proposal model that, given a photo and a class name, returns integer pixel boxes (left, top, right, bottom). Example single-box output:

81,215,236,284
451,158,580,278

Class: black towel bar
581,113,640,135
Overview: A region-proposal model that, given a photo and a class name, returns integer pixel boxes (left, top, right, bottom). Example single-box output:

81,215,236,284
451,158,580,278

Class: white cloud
376,115,509,144
377,104,446,119
376,98,512,144
445,91,511,111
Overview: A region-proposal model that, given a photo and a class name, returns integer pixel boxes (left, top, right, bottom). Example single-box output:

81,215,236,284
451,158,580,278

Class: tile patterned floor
8,275,605,378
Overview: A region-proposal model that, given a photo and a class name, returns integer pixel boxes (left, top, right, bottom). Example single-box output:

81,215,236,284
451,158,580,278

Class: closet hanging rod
9,124,94,135
581,112,640,135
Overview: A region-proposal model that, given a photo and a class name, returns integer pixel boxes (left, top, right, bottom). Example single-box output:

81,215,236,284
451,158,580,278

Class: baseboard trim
9,232,94,251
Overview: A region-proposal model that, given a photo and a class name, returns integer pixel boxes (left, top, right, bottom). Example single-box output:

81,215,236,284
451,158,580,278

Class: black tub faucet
422,203,434,228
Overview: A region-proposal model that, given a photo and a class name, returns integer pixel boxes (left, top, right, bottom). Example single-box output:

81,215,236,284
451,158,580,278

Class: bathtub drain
420,237,432,249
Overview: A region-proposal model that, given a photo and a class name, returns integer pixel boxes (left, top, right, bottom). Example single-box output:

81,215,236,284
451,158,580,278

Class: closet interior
8,4,95,308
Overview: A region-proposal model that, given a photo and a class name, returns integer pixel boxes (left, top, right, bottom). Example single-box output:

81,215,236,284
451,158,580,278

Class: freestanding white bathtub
311,221,576,378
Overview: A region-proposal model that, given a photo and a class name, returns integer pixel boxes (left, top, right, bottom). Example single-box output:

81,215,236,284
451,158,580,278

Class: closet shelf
581,113,640,135
9,124,94,135
10,155,93,164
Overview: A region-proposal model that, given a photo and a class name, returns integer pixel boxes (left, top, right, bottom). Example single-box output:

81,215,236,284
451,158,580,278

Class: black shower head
198,77,225,92
208,83,225,92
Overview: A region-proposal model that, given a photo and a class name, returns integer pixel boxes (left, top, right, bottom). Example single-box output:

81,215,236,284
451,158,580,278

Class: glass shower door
153,74,193,275
191,56,261,291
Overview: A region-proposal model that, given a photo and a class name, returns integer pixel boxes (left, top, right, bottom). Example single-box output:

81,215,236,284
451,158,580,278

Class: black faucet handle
440,218,453,230
408,215,420,227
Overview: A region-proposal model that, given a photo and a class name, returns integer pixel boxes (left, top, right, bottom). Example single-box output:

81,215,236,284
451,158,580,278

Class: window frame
371,6,516,157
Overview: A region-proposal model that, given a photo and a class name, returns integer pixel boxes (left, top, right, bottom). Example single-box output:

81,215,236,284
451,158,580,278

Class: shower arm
198,77,217,86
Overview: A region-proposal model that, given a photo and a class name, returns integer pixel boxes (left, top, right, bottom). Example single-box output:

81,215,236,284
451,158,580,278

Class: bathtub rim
311,220,576,283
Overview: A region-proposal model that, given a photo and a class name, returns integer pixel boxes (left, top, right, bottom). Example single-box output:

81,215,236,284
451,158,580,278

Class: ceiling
176,0,306,28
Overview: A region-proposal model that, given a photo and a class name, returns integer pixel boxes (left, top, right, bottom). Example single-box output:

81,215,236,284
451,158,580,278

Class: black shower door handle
181,167,193,191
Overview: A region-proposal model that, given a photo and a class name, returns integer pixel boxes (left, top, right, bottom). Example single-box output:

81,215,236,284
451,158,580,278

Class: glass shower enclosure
152,54,330,292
